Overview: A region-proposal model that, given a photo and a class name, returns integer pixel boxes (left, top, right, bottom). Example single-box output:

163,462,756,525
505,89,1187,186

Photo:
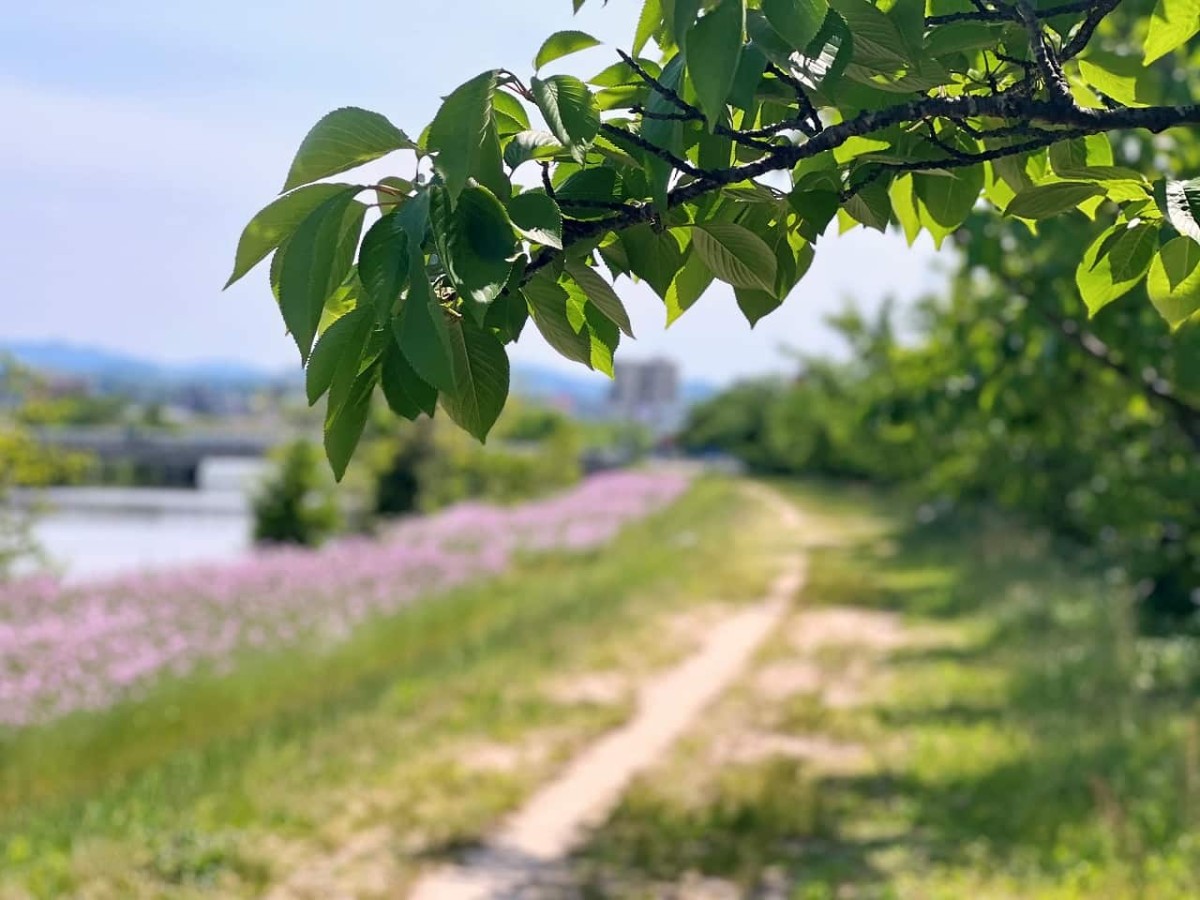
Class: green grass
573,480,1200,899
0,477,788,898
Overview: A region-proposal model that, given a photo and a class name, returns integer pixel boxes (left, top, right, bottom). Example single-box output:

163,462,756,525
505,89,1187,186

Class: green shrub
252,440,341,546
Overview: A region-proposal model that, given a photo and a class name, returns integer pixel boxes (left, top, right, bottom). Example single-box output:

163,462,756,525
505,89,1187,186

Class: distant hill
0,340,715,407
0,341,283,387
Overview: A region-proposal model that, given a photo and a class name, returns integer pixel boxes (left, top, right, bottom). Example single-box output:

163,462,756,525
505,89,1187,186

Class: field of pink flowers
0,470,690,730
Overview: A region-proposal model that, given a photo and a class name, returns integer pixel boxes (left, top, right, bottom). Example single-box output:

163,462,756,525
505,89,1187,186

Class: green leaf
1005,182,1104,219
804,192,842,241
227,184,356,288
641,55,686,208
775,230,815,296
790,10,854,91
690,223,778,294
380,344,435,419
762,0,828,52
747,7,799,67
686,0,746,126
665,251,715,325
394,259,457,392
565,259,634,337
1048,135,1114,175
584,303,621,376
306,305,371,406
1076,222,1158,316
730,44,769,109
1143,0,1200,65
523,270,594,366
431,185,516,308
282,108,411,193
924,21,1002,56
324,302,377,420
508,190,564,249
441,317,510,441
1078,52,1152,107
591,60,648,87
428,71,497,201
503,130,563,169
833,135,892,164
531,75,600,163
844,179,892,232
1156,177,1200,243
634,0,664,56
374,177,413,215
393,188,432,250
666,0,703,47
889,175,921,245
535,30,602,71
829,0,909,68
622,224,686,298
358,213,410,315
324,367,377,481
888,0,925,58
493,91,532,135
913,148,984,234
1147,236,1200,327
735,288,782,326
278,193,365,361
562,275,589,333
555,166,623,216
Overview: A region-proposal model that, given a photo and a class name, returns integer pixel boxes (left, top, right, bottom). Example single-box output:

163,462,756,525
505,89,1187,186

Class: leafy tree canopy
228,0,1200,475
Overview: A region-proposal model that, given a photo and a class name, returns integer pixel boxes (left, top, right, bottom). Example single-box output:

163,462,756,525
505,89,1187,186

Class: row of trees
683,208,1199,623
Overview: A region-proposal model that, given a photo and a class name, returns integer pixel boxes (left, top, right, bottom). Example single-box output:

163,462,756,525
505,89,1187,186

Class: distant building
608,357,682,433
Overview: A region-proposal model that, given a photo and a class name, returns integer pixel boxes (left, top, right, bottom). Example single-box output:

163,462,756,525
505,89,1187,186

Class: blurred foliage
1,359,128,428
0,362,93,576
13,394,128,428
360,398,583,516
683,212,1200,626
251,440,341,546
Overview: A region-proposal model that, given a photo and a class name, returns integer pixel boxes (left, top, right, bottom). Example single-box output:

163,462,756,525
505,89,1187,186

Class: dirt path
406,486,806,899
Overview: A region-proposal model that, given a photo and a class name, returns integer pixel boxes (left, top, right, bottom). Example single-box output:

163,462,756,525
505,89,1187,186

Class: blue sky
1,0,944,384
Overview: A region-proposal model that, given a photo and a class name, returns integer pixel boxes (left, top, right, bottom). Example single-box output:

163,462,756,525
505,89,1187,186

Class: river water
17,459,265,582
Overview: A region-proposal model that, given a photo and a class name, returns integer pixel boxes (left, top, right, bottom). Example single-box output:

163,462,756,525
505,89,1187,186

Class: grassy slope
0,477,790,898
574,481,1200,899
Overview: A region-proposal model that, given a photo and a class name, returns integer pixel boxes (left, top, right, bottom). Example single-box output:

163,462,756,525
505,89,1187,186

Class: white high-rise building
608,357,682,432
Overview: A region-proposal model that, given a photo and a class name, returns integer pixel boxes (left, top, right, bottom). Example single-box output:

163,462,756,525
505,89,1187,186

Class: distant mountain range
0,341,715,407
0,341,281,387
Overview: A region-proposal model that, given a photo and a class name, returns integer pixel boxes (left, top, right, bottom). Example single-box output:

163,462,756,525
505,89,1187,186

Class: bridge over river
34,427,281,488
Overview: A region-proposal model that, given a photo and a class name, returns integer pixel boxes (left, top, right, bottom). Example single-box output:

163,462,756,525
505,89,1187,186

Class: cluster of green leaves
229,0,1200,472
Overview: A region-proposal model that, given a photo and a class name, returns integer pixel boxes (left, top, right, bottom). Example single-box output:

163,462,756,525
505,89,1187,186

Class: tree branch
927,0,1092,25
523,96,1200,283
764,62,822,137
599,122,705,178
1062,0,1124,59
618,50,778,152
1016,0,1075,105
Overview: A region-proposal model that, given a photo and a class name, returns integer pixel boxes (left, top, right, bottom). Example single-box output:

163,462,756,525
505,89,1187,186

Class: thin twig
599,122,706,178
764,62,823,136
1062,0,1123,59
